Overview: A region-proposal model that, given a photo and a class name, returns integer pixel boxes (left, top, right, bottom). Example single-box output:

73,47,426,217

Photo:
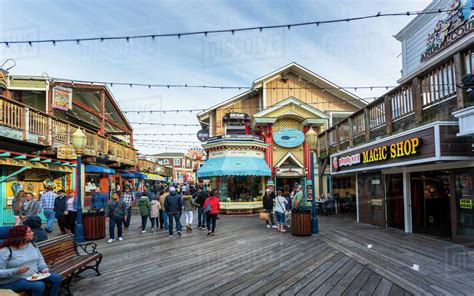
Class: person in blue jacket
91,188,107,213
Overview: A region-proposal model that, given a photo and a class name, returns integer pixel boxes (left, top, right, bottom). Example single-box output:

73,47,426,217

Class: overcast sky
1,0,431,155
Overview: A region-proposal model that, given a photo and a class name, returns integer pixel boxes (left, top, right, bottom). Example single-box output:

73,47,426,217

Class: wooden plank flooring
64,214,474,295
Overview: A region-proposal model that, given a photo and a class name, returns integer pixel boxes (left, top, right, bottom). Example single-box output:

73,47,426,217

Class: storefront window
455,171,474,240
215,176,262,202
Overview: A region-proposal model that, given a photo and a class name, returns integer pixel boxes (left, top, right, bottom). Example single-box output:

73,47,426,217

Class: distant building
148,152,195,183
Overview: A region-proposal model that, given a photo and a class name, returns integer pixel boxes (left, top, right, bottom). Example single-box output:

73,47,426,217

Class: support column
303,126,310,180
403,170,412,233
412,77,423,124
454,52,467,109
263,126,273,175
356,173,359,223
100,90,106,136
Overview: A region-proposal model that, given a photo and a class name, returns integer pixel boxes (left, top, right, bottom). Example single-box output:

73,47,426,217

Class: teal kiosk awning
197,157,271,178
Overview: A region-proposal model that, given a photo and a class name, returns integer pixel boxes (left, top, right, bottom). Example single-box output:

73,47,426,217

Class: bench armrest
76,242,98,254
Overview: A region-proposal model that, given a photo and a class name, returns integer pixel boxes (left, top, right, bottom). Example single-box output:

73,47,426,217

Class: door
386,174,404,229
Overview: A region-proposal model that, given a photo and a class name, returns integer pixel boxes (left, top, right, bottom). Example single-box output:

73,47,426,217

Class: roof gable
253,96,329,119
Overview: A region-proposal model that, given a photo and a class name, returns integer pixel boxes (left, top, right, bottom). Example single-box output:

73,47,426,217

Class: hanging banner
52,86,73,111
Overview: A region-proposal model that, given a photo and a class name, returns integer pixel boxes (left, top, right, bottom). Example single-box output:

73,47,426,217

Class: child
150,195,161,233
183,194,197,231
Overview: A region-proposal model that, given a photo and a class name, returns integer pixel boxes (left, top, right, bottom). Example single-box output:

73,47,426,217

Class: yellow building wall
215,94,259,136
264,73,358,114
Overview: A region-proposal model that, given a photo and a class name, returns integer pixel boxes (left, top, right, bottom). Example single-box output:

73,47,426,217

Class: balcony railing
0,96,136,166
319,54,463,157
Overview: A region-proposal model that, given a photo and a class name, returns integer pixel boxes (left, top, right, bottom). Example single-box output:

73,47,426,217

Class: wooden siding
214,94,259,136
264,73,359,113
440,125,474,157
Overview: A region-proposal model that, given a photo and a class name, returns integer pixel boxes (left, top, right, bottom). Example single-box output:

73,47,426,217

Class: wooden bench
36,235,102,295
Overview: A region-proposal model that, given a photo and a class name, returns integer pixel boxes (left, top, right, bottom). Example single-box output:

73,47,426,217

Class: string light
134,139,201,144
129,122,200,127
134,133,196,136
1,8,453,46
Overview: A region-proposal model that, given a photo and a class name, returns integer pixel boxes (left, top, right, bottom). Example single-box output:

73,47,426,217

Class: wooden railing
319,53,464,157
0,96,136,166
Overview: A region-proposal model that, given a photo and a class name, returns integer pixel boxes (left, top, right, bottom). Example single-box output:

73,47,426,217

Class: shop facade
330,122,474,242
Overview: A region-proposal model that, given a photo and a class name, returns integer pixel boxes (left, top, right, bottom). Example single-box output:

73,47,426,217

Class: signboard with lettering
223,112,249,121
208,149,265,159
332,137,423,172
57,145,77,159
197,129,210,142
460,199,473,209
421,0,474,62
52,86,73,111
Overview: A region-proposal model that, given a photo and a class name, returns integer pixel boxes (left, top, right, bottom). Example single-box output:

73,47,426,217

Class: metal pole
75,155,85,243
311,152,319,234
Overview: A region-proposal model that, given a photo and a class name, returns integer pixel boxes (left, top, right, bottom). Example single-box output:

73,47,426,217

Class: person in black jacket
22,216,48,242
193,187,208,229
164,187,183,237
263,189,276,229
53,190,68,235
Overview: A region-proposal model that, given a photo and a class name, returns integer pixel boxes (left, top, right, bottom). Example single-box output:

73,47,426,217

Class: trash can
291,209,311,236
83,212,106,240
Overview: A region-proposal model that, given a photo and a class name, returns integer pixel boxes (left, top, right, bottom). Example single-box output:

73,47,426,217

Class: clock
273,128,305,148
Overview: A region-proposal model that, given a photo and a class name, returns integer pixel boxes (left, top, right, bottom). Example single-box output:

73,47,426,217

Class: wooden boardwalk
68,214,474,296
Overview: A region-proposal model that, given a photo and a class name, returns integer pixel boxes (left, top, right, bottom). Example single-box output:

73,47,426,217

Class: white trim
394,0,444,40
402,170,412,233
434,124,441,158
263,81,267,109
382,160,474,174
253,96,330,119
331,121,457,158
7,87,46,91
275,152,305,168
422,95,456,111
196,89,257,118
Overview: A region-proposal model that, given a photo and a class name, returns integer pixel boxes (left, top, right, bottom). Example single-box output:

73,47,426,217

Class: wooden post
47,117,53,146
325,130,330,152
412,77,423,124
348,117,354,147
100,90,106,135
22,107,29,141
364,108,370,142
384,96,393,136
335,125,340,151
453,52,467,109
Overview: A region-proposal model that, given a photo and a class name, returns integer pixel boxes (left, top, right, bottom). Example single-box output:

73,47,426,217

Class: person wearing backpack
274,190,288,233
107,192,127,243
203,191,220,236
194,187,208,230
0,225,62,296
139,192,151,233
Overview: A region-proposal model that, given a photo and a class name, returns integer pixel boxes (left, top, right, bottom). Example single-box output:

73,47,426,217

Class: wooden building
0,70,137,224
318,0,474,243
197,63,366,213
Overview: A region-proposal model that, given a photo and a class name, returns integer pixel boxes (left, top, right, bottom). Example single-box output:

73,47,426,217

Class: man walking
39,186,57,233
164,187,183,237
92,187,107,213
194,187,208,229
53,190,68,235
122,186,135,230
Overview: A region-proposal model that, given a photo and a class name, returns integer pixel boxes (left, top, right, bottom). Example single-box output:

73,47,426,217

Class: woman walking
107,192,127,243
149,195,161,233
263,189,276,229
12,190,25,226
139,192,151,233
0,225,62,296
274,190,288,232
203,191,220,236
64,190,78,234
183,194,196,231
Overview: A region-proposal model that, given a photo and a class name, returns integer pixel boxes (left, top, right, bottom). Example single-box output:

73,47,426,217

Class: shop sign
338,154,361,168
362,138,421,164
209,150,265,159
197,129,210,142
273,128,305,148
57,145,77,159
370,199,383,206
52,86,73,111
421,0,474,62
460,199,473,209
224,112,249,121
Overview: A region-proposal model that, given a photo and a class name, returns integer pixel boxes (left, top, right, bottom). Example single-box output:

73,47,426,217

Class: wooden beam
364,108,370,142
100,90,106,136
72,99,131,133
412,77,423,124
453,52,467,109
347,118,354,147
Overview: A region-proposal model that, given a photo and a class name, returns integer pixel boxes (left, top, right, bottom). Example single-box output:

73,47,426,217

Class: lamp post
305,126,319,234
71,128,86,243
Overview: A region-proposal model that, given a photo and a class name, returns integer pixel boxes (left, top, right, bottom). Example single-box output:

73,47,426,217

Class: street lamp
305,126,319,234
71,127,86,243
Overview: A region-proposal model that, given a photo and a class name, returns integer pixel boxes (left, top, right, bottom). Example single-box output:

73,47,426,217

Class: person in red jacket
203,191,220,236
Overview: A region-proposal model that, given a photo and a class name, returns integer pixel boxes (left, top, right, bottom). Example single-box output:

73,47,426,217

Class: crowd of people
106,182,221,242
